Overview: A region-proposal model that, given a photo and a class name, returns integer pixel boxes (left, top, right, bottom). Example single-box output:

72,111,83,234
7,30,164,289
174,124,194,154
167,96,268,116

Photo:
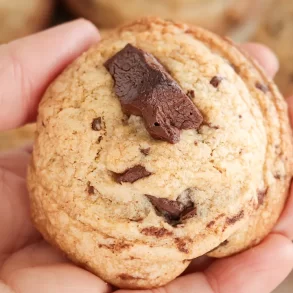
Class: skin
0,19,292,293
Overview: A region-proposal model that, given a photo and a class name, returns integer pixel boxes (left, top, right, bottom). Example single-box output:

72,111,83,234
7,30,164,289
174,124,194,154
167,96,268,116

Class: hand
0,20,292,293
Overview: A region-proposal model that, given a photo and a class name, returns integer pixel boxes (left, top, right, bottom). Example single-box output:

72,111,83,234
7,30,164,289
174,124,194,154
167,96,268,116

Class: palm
0,21,292,293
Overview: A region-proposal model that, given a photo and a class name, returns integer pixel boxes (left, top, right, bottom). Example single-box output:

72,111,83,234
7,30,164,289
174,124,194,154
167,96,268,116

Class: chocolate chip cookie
65,0,262,37
0,0,54,43
27,18,293,289
253,0,293,97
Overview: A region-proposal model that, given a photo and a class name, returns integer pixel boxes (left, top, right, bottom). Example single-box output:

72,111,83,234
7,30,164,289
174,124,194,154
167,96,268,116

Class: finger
274,184,293,240
0,168,41,259
288,96,293,125
1,263,112,293
240,43,279,78
1,241,68,278
0,19,100,131
116,234,293,293
0,150,31,178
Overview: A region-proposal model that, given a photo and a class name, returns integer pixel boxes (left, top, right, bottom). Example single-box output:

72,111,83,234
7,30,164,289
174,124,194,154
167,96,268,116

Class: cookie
65,0,262,37
0,0,54,44
0,124,35,151
253,0,293,97
27,18,293,289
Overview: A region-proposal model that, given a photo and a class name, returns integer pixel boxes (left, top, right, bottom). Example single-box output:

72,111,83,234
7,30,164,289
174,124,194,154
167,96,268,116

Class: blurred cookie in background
253,0,293,97
64,0,263,38
0,124,35,151
0,0,54,44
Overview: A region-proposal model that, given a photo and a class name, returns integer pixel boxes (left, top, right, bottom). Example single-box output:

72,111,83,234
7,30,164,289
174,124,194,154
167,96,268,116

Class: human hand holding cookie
0,19,292,293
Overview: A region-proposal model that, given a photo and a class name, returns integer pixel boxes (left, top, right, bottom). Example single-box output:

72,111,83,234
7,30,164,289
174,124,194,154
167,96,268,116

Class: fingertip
241,42,279,79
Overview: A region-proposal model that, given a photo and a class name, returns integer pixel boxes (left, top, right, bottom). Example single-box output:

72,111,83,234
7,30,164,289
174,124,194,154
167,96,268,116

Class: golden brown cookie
253,0,293,97
0,0,54,44
65,0,263,37
27,18,293,289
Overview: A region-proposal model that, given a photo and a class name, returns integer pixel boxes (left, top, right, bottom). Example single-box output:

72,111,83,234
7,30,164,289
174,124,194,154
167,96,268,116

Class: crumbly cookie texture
253,0,293,97
28,18,293,289
65,0,261,36
0,0,53,44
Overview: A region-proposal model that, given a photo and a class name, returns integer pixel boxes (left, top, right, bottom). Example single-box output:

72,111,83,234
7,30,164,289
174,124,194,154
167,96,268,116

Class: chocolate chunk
87,182,95,195
97,136,103,143
255,82,268,93
140,147,150,156
207,220,215,228
92,117,103,131
226,210,244,225
119,274,144,280
181,207,197,220
146,195,183,219
113,165,152,184
210,76,223,88
257,188,268,206
186,90,195,99
104,44,203,144
274,173,281,180
146,191,196,223
141,227,172,237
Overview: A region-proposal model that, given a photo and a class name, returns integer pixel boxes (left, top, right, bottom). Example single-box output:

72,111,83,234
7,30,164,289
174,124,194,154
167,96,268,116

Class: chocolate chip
210,76,223,88
194,141,198,146
238,115,242,119
113,165,152,184
104,44,203,144
174,238,191,253
87,182,95,195
186,90,195,99
255,82,268,93
146,190,196,223
92,117,103,131
257,188,268,206
140,147,150,156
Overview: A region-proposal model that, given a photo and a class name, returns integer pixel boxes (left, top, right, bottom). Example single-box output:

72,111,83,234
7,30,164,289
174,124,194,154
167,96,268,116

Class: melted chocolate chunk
87,182,95,195
186,90,195,99
140,147,150,156
104,44,203,144
226,210,244,225
113,165,152,184
92,117,103,131
257,188,268,206
210,76,223,88
146,191,196,223
255,82,268,93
